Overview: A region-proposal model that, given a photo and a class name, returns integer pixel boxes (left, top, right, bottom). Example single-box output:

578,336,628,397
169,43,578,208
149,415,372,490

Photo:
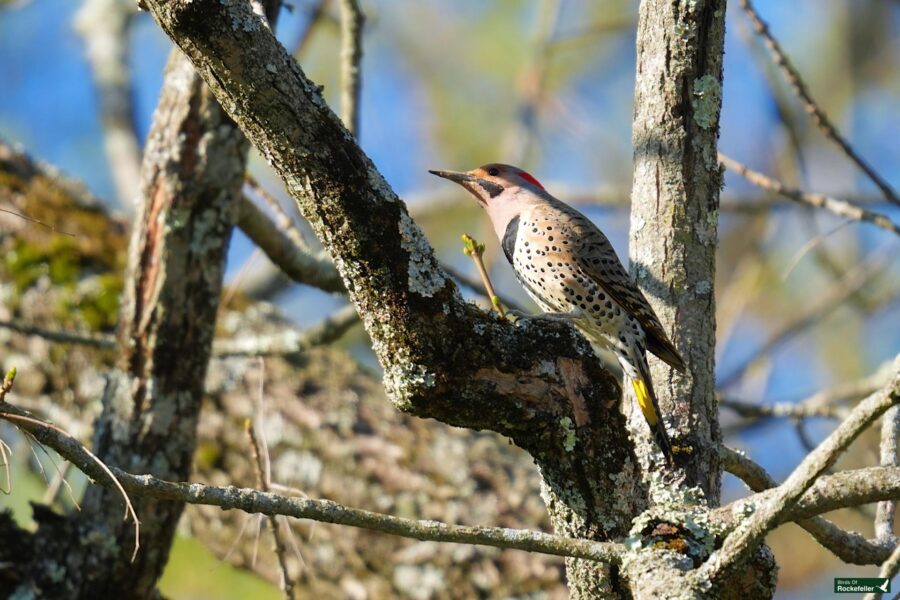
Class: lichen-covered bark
21,49,250,597
629,0,725,501
624,1,778,598
139,0,645,594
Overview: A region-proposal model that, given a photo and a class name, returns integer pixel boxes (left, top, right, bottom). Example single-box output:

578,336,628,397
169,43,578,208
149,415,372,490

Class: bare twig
719,397,844,421
0,307,358,357
738,0,900,207
338,0,363,136
719,250,893,387
74,0,142,209
0,208,76,237
864,542,900,600
0,398,623,564
0,437,11,494
245,176,311,251
462,234,504,316
697,360,900,584
246,419,296,598
0,319,115,349
440,262,526,313
877,406,900,541
236,194,345,294
0,400,141,561
292,0,330,57
42,460,78,508
720,446,898,565
720,154,900,237
213,304,358,357
500,0,563,163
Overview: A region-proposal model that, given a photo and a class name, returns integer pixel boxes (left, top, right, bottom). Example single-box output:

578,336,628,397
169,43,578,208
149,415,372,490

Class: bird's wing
540,200,686,371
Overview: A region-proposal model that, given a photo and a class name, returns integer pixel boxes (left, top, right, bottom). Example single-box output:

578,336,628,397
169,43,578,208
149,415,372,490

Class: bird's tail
630,365,673,465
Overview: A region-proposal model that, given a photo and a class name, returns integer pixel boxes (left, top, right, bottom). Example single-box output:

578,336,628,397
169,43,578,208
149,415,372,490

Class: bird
429,163,685,464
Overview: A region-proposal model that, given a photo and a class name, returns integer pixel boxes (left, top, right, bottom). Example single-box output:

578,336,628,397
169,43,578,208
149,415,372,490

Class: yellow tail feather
631,378,658,426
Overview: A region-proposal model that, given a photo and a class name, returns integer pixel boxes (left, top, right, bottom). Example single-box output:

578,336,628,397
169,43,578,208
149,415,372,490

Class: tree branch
738,0,900,207
0,399,624,565
236,194,345,293
139,0,631,482
876,405,900,541
338,0,363,136
696,359,900,584
719,154,900,237
719,250,894,387
720,446,898,565
74,0,142,209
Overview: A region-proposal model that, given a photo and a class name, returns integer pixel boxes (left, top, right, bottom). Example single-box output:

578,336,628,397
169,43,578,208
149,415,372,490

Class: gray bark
4,0,784,596
630,0,724,500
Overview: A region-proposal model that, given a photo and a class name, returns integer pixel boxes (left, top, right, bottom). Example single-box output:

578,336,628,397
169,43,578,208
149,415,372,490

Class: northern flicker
430,163,685,463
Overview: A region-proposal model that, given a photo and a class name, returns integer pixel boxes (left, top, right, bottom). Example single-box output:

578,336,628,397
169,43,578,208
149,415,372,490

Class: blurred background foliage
0,0,898,598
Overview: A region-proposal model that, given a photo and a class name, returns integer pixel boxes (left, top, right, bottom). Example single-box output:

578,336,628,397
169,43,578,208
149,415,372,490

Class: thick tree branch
629,0,725,499
139,0,637,541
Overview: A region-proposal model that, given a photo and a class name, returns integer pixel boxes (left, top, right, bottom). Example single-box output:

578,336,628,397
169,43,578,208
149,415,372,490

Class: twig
0,368,14,401
74,0,142,209
236,193,345,293
500,0,563,163
719,397,844,421
738,0,900,207
245,176,311,251
0,437,11,494
696,359,900,585
0,307,358,357
720,446,898,565
246,419,296,598
338,0,363,136
461,234,505,316
0,208,76,237
864,542,900,600
0,405,142,562
441,262,525,314
720,154,900,237
0,319,115,349
719,250,893,387
213,304,358,357
27,433,81,510
877,406,900,541
0,398,623,564
43,460,79,509
292,0,330,57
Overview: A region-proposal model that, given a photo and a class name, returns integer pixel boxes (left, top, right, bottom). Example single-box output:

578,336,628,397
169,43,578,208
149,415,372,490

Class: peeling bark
21,44,254,600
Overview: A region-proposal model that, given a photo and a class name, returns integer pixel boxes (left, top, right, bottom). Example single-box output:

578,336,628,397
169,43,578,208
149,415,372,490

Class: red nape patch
518,170,545,190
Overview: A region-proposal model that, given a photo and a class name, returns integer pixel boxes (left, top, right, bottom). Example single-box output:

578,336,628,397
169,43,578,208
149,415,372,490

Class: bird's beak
428,169,502,203
428,169,474,184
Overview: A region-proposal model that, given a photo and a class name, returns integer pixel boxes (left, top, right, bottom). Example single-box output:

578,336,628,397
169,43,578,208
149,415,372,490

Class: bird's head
429,163,546,239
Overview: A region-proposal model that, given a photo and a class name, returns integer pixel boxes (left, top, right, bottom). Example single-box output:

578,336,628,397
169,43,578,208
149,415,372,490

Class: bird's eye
488,167,499,176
